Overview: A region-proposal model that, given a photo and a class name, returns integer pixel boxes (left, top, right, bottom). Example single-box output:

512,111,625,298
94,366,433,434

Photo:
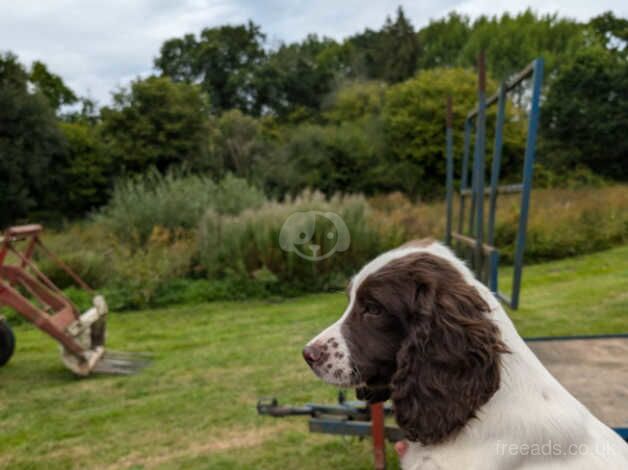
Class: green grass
1,245,627,469
499,244,628,336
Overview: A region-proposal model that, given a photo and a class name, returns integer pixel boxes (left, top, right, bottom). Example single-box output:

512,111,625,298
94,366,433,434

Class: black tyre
0,319,15,367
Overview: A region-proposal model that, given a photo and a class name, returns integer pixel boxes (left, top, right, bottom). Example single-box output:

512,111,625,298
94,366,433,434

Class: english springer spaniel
303,240,628,469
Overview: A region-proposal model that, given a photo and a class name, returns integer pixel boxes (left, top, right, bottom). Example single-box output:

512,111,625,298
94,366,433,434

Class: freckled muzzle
303,334,354,386
303,338,340,367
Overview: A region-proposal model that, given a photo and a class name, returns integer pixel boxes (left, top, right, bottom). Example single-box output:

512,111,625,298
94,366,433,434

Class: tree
417,12,472,69
259,120,384,198
29,60,78,111
255,35,346,119
323,80,387,123
540,45,628,180
153,33,198,82
347,6,419,83
378,7,420,82
589,12,628,57
458,10,584,80
209,109,268,179
382,67,526,197
0,53,67,226
155,22,266,113
413,10,585,80
100,76,211,174
57,122,112,215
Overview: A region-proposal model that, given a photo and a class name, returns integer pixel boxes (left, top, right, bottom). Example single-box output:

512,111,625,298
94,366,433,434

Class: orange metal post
371,402,386,470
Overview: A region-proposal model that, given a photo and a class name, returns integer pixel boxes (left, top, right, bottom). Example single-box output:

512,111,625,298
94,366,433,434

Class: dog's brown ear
391,256,507,444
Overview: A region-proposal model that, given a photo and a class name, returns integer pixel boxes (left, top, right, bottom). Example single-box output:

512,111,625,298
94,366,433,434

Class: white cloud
1,0,625,105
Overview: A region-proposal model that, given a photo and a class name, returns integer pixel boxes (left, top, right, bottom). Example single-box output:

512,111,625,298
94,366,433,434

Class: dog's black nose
303,344,323,365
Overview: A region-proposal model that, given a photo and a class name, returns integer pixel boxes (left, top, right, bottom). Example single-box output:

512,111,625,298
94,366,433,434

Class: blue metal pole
445,97,454,246
468,127,477,239
457,119,472,245
487,84,506,246
488,250,499,294
511,58,544,309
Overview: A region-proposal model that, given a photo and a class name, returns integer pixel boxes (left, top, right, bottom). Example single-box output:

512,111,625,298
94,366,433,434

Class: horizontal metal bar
460,183,523,197
257,398,393,420
451,232,497,256
309,418,405,442
466,62,535,120
5,224,43,238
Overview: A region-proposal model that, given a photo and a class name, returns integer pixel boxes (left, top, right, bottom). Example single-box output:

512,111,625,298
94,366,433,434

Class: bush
494,186,628,262
22,185,627,311
209,109,269,179
371,186,628,265
35,225,195,309
369,192,446,240
97,171,266,245
106,227,195,308
260,120,386,197
382,67,526,198
35,223,114,289
323,80,387,123
540,45,628,181
533,163,608,190
198,190,404,292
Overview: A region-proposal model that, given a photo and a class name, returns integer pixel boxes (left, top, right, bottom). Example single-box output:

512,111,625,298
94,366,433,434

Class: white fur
308,241,628,469
306,313,354,385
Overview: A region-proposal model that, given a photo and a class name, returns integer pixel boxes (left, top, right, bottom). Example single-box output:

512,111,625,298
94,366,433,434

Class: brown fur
342,253,508,445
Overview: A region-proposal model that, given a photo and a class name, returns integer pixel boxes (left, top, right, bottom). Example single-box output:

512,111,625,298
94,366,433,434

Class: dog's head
303,241,507,444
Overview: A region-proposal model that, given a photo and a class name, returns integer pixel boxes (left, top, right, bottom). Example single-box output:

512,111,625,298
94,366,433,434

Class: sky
1,0,626,107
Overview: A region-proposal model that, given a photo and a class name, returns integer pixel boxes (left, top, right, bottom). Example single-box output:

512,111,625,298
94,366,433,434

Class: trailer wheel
0,319,15,367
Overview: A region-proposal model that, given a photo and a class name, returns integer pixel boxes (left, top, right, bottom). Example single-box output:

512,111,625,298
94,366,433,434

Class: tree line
1,8,626,227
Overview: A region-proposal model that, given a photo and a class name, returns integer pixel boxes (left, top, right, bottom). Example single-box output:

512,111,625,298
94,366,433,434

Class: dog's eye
363,303,381,317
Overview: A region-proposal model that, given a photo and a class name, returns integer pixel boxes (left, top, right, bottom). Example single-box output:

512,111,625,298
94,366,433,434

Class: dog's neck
400,282,591,469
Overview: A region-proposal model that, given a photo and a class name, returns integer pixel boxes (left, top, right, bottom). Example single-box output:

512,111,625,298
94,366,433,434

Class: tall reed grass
373,186,628,263
97,170,265,245
33,183,628,309
198,190,404,292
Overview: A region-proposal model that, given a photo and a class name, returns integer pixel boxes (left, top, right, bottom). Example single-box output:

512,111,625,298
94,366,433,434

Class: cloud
1,0,625,105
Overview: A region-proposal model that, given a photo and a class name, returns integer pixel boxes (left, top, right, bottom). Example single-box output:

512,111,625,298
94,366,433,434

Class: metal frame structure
445,53,544,309
258,394,400,470
0,224,146,375
443,53,627,442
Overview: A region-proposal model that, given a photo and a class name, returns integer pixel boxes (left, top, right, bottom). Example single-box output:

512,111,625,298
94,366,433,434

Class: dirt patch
529,337,628,427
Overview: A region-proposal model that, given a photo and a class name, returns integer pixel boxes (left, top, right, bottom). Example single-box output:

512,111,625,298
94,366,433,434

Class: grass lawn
1,245,627,469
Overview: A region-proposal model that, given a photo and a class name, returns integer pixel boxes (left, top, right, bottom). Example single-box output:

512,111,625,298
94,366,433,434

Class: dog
303,240,628,469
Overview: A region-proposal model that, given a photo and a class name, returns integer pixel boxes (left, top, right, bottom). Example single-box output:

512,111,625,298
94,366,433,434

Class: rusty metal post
445,96,454,246
36,239,94,293
473,51,487,277
371,402,386,470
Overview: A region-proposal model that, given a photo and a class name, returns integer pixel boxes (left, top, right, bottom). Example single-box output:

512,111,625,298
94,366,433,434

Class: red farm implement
0,224,146,376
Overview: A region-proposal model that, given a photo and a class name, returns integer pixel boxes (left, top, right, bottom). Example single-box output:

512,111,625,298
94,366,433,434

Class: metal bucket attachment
0,225,149,378
61,295,149,376
91,350,151,375
61,295,108,376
